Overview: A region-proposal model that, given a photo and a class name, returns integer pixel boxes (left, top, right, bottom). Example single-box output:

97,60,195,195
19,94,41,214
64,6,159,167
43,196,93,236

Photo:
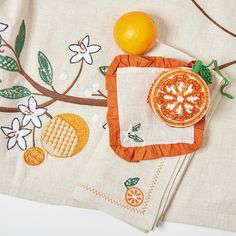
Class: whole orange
113,11,157,55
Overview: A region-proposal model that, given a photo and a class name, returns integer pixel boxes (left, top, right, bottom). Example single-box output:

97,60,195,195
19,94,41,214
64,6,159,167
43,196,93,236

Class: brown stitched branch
192,0,236,38
218,60,236,70
63,60,84,94
20,68,107,106
32,126,35,147
51,85,57,93
31,92,46,96
45,111,53,119
0,37,107,113
92,90,107,99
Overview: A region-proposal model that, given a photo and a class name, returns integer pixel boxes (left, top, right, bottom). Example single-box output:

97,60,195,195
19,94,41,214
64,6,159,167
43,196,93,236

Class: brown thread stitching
192,0,236,38
218,60,236,70
0,35,107,113
78,158,166,215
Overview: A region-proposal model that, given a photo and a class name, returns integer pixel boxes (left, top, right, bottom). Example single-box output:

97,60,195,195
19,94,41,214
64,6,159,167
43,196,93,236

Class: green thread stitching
15,20,25,58
192,59,234,99
124,177,140,189
38,51,53,86
0,55,19,72
99,66,109,76
128,123,144,143
0,86,31,99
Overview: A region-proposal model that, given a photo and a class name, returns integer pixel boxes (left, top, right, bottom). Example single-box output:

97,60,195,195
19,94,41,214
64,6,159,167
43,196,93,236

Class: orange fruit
148,69,210,127
113,11,157,55
41,113,89,158
125,187,144,207
24,147,45,166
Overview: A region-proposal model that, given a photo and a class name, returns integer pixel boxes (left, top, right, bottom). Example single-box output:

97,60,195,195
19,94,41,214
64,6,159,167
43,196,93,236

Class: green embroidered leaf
200,65,212,84
0,55,19,72
124,177,140,188
132,123,141,132
38,51,53,86
0,86,31,99
15,20,26,58
192,60,203,74
99,66,109,76
133,135,144,143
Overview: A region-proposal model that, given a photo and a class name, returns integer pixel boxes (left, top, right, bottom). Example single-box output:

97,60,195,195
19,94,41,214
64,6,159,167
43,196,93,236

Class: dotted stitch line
78,158,166,215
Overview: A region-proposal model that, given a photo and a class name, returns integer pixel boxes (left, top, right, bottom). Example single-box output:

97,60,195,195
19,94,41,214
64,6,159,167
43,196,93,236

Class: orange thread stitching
78,158,166,215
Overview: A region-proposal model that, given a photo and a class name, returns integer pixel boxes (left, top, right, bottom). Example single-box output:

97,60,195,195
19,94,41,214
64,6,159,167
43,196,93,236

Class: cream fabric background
73,42,222,231
0,0,235,232
117,67,195,146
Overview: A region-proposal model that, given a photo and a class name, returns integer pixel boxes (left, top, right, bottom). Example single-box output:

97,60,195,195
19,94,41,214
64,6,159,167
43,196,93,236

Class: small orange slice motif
124,177,144,207
125,187,144,207
148,68,210,127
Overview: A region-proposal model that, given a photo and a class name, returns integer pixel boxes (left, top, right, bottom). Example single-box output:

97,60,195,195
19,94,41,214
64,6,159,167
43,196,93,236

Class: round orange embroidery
148,68,210,127
24,147,45,166
124,177,144,207
125,187,144,207
41,113,89,158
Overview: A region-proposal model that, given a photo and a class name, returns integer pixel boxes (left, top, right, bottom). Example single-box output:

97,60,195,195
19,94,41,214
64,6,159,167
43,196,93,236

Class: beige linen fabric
155,0,236,232
0,0,235,232
73,42,222,231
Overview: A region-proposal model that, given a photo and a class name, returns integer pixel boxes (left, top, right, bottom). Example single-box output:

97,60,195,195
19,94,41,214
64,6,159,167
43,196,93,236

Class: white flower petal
83,53,93,65
0,22,8,32
69,44,80,53
87,44,101,54
35,108,47,116
22,115,31,127
70,53,83,64
19,128,31,137
31,115,42,128
7,136,17,150
1,127,12,136
18,104,28,114
29,96,37,112
17,136,27,151
81,35,90,47
12,118,20,131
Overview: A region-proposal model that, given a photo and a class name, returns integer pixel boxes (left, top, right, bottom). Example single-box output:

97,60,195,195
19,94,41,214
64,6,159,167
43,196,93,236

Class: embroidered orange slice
125,187,144,207
41,113,89,158
148,68,210,127
24,147,45,166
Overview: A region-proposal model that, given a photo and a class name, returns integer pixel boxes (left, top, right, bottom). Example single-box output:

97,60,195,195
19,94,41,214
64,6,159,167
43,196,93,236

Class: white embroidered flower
69,35,101,65
18,96,47,128
1,118,31,150
122,125,137,144
0,22,8,32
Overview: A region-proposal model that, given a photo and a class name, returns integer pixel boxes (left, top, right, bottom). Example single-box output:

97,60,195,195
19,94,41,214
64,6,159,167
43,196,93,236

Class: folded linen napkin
73,42,223,231
1,0,232,232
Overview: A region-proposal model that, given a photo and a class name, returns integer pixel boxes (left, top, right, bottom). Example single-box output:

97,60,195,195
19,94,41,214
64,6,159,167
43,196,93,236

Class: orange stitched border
105,55,206,162
78,158,166,215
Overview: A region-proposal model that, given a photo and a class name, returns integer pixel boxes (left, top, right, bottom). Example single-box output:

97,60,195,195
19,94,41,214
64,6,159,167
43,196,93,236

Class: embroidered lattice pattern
41,116,79,157
0,55,19,71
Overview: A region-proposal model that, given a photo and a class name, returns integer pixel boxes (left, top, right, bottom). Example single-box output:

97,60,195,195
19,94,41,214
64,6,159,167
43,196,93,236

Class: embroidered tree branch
0,23,107,114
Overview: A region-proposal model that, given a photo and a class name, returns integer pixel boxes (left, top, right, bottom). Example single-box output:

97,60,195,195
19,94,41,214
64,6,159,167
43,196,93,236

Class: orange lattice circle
125,187,144,207
148,68,210,127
